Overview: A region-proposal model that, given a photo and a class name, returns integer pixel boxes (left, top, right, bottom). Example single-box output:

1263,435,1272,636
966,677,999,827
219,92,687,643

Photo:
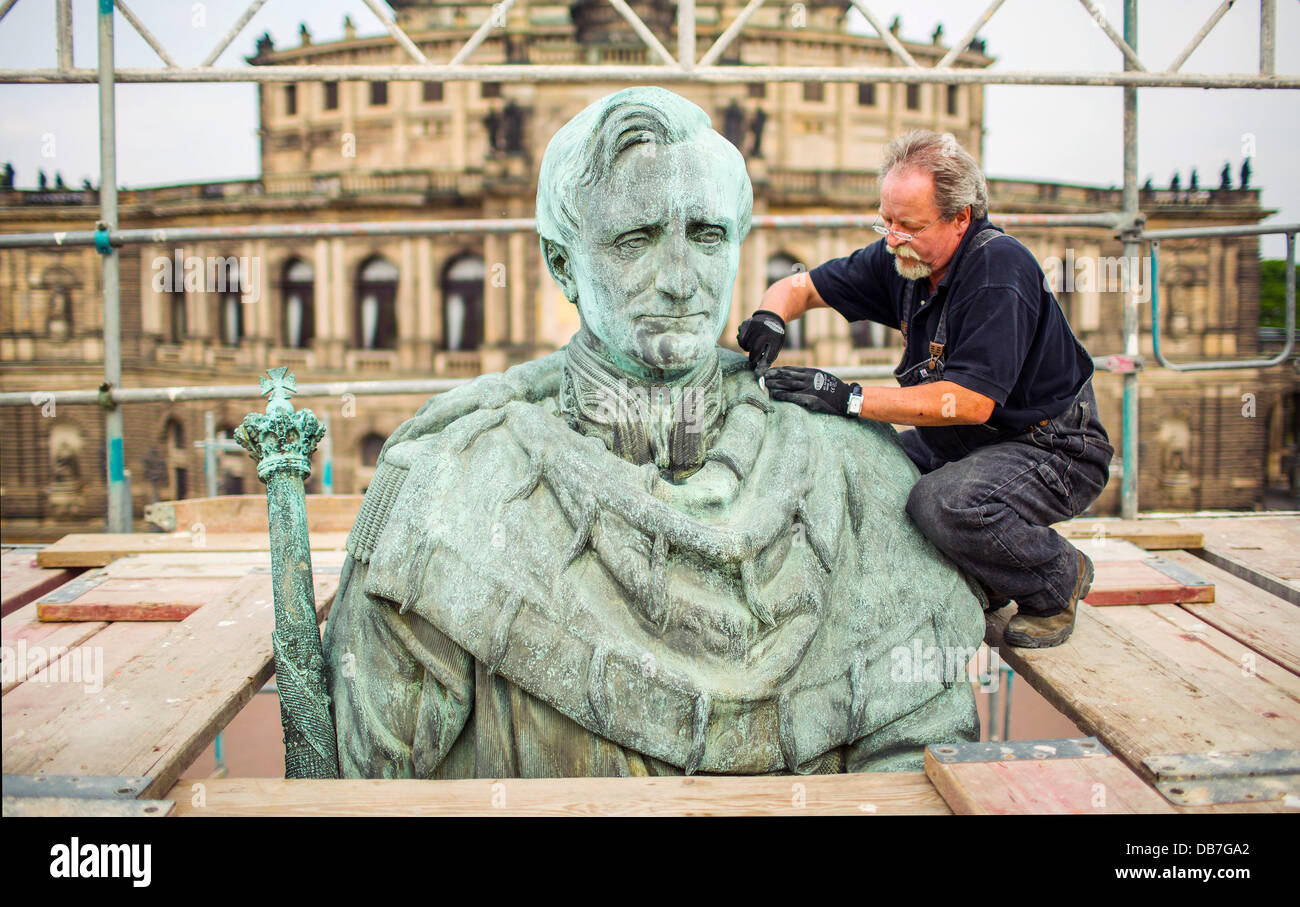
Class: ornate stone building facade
0,2,1293,539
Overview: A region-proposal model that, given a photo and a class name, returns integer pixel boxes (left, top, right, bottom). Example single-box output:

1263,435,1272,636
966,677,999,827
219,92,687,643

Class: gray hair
881,130,988,220
535,87,753,251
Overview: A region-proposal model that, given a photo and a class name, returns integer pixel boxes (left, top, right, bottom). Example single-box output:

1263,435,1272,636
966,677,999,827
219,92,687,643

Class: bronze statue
321,88,985,778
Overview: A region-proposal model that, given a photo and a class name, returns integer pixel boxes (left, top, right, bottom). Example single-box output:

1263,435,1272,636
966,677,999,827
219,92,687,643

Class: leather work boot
1003,550,1094,648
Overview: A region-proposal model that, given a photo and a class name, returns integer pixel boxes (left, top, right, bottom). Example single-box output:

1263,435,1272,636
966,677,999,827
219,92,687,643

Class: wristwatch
847,384,864,417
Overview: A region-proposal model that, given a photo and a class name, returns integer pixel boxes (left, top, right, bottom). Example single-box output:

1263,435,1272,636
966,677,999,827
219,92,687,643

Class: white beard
888,246,932,281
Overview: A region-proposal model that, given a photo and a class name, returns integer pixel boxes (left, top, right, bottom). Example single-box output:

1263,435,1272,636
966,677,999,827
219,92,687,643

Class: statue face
568,139,741,378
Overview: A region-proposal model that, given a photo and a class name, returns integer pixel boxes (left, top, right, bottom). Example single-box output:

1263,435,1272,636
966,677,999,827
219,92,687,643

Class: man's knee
906,470,982,546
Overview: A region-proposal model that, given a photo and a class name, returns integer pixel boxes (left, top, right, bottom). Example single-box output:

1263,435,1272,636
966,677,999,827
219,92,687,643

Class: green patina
236,367,339,779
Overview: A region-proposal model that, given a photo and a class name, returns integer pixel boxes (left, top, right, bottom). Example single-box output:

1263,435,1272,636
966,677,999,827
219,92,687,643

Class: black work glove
765,366,861,417
736,310,787,375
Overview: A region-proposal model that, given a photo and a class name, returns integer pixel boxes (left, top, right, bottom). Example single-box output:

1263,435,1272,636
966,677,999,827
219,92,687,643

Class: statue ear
542,239,578,305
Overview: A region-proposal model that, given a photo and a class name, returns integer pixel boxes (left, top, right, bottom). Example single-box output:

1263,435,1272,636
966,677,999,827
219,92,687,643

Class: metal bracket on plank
2,774,152,800
927,737,1111,763
33,568,108,603
1144,750,1300,807
1144,556,1213,589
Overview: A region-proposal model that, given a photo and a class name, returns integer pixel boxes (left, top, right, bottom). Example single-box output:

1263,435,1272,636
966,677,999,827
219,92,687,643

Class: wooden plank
37,578,238,622
1098,603,1300,738
166,773,951,817
985,603,1300,803
145,494,363,534
37,532,350,568
1162,550,1300,676
1056,519,1202,550
2,573,338,799
2,603,109,694
1179,516,1300,579
103,549,349,578
924,747,1174,814
1084,560,1215,606
1,550,83,617
2,796,174,817
1075,538,1152,563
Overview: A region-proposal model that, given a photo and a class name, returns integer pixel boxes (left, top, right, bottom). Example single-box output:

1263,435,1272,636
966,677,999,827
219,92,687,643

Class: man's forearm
759,274,825,324
856,380,994,426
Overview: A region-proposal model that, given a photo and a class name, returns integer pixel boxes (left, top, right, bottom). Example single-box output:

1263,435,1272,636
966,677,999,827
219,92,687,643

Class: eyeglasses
871,216,942,244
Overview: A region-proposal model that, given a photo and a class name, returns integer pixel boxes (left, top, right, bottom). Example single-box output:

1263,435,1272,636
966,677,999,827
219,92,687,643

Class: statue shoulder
346,350,565,564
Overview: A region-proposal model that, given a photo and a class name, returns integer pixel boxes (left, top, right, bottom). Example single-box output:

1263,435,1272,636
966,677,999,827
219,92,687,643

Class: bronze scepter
236,367,340,779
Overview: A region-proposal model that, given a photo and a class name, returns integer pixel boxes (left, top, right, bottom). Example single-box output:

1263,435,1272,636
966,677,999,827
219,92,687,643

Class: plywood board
924,746,1175,814
2,573,338,799
37,532,350,567
165,773,951,817
1084,559,1214,606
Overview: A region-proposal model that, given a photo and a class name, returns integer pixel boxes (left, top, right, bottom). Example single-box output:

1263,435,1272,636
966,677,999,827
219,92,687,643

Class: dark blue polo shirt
809,217,1093,434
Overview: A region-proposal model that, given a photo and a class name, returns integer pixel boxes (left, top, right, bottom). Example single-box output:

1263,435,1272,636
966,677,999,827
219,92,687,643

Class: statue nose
653,234,700,301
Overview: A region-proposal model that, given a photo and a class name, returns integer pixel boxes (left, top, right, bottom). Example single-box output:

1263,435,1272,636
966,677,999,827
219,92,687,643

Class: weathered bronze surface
236,367,340,779
319,88,985,778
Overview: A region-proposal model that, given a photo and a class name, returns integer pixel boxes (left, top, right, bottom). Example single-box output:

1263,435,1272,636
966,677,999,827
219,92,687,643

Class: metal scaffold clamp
93,222,113,255
96,381,117,411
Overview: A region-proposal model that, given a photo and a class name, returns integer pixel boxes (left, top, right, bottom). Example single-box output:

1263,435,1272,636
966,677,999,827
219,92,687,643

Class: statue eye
693,226,726,245
617,233,650,252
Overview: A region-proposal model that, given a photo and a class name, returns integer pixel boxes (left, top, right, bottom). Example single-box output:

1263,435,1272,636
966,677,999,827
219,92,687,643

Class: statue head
537,87,753,381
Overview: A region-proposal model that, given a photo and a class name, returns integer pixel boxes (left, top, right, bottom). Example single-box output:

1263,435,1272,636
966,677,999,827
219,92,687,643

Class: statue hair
536,87,754,252
881,129,989,221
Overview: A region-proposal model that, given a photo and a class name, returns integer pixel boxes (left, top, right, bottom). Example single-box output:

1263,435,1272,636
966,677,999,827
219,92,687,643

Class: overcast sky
1,0,1296,255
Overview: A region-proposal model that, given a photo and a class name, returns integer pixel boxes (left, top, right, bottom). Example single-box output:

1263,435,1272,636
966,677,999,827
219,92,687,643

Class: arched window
163,417,184,450
219,291,243,347
169,289,187,343
355,256,398,350
41,266,78,337
441,254,485,351
360,432,386,467
766,254,805,350
282,258,315,349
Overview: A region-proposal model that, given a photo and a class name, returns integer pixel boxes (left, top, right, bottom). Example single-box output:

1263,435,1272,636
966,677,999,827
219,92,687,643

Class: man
322,89,985,779
739,130,1113,648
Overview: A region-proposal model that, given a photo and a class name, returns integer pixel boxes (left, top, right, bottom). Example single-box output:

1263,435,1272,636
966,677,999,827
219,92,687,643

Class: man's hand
736,310,787,375
765,366,861,417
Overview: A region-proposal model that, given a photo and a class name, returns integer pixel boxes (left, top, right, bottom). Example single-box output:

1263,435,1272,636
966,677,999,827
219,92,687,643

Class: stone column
398,237,418,369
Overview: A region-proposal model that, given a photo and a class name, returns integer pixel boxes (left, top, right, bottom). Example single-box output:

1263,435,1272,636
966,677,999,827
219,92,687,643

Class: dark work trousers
900,382,1115,617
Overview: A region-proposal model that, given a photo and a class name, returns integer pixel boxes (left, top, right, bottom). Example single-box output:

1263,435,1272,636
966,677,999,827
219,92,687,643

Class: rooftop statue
322,87,985,777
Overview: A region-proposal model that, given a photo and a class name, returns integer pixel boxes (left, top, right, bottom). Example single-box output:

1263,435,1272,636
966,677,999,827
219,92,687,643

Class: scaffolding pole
97,0,130,534
1120,0,1141,521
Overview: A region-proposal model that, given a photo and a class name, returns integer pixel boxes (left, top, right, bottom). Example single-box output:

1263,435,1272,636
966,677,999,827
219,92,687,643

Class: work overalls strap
895,227,1004,387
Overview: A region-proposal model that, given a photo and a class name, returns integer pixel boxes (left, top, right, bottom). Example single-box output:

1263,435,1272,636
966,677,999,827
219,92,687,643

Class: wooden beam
2,796,174,817
37,532,349,568
145,494,363,534
1056,519,1202,550
166,773,952,816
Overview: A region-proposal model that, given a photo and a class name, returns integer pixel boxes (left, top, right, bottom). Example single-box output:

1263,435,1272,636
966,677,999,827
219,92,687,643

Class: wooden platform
4,511,1298,816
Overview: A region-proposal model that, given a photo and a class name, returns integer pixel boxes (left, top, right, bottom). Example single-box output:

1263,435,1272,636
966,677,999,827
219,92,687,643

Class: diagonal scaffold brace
236,367,340,779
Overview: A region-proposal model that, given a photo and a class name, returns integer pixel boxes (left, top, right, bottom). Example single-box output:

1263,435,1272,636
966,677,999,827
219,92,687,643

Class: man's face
879,167,969,284
568,139,741,378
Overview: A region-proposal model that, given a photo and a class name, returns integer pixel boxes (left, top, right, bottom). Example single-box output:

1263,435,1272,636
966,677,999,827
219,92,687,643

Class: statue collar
559,333,725,481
